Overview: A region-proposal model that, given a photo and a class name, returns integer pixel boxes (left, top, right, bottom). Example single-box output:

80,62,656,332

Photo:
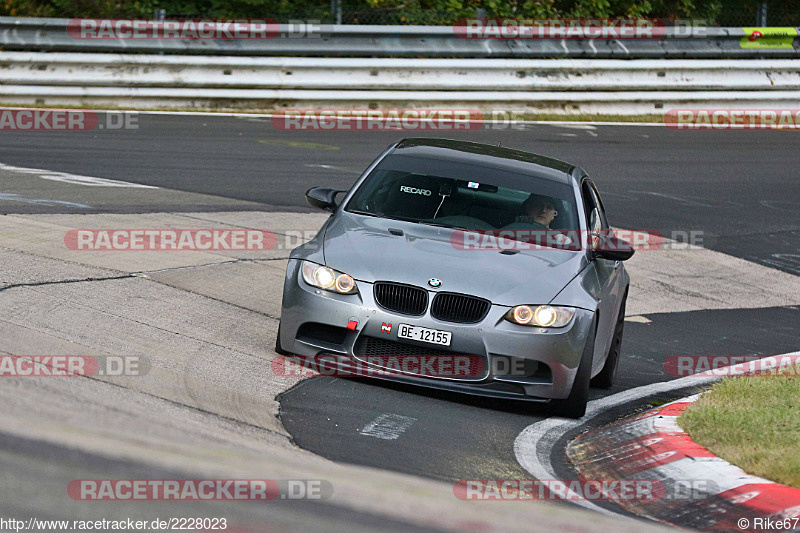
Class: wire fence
716,6,800,26
165,5,800,26
164,7,455,25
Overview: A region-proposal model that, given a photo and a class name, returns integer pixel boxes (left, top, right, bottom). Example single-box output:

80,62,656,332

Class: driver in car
512,194,573,248
520,194,557,229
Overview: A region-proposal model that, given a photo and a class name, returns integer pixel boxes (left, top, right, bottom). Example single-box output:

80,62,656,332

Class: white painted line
304,163,360,174
0,192,91,208
0,107,668,127
513,351,800,518
551,124,598,130
0,162,158,189
624,316,652,324
359,413,417,440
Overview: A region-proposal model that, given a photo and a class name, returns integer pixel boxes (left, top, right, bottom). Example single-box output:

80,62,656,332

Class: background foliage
2,0,798,26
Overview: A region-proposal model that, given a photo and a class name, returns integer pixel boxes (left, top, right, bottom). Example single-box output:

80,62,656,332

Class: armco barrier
1,53,800,114
1,17,799,58
3,54,800,91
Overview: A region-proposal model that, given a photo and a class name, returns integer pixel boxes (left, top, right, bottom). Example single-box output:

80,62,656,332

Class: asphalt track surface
0,432,439,533
1,113,799,528
279,306,800,484
0,114,799,274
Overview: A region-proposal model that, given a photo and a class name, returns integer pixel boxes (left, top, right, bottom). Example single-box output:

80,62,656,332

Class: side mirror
593,232,635,261
305,187,346,212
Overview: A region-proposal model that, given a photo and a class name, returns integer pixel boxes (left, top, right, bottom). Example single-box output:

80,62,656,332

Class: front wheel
591,291,627,389
549,316,596,419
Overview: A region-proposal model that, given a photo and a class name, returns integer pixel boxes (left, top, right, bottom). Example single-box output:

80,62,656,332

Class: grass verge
678,375,800,488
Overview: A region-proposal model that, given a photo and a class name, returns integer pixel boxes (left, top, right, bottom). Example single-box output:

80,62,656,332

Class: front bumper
279,259,594,401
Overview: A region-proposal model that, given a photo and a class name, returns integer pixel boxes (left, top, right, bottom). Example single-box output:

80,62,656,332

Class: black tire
591,292,627,389
550,316,597,419
275,321,291,356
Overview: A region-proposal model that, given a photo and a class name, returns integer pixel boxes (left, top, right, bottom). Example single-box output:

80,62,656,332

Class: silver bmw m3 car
277,138,634,417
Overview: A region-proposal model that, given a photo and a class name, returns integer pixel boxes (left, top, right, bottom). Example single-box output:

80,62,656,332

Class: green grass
679,375,800,488
648,398,670,407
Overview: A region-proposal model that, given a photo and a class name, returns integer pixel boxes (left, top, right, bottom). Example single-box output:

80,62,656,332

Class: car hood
323,212,589,306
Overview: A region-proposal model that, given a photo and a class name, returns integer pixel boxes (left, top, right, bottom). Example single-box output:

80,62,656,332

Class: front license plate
397,324,452,346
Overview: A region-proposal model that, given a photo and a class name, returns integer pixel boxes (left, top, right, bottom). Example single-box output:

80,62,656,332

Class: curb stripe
567,396,800,530
513,352,800,524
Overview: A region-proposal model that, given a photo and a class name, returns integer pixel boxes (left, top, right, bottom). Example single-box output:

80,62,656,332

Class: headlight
301,260,358,294
506,305,575,328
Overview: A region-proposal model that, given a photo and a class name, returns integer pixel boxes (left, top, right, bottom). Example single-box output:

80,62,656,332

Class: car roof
392,138,576,184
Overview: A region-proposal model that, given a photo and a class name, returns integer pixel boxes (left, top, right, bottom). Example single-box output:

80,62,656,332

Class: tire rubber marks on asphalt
359,413,417,440
0,162,158,188
762,254,800,276
627,190,716,208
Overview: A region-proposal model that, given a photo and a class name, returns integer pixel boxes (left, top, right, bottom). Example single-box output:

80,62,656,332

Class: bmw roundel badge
428,278,442,288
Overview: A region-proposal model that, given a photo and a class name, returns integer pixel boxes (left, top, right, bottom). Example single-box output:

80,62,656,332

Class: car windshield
345,154,581,246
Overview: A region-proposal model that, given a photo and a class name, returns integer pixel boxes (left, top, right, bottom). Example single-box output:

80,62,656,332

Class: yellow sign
741,27,797,49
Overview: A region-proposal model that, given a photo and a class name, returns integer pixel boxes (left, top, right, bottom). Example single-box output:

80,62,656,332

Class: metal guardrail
3,54,800,91
1,52,799,115
1,16,799,58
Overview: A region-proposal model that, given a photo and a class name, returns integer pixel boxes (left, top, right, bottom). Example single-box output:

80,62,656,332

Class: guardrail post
757,2,767,26
154,9,166,55
331,0,342,24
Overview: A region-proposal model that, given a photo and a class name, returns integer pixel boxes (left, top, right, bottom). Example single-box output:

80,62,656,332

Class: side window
589,207,602,233
581,180,608,230
581,180,599,231
588,182,609,229
581,179,607,250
